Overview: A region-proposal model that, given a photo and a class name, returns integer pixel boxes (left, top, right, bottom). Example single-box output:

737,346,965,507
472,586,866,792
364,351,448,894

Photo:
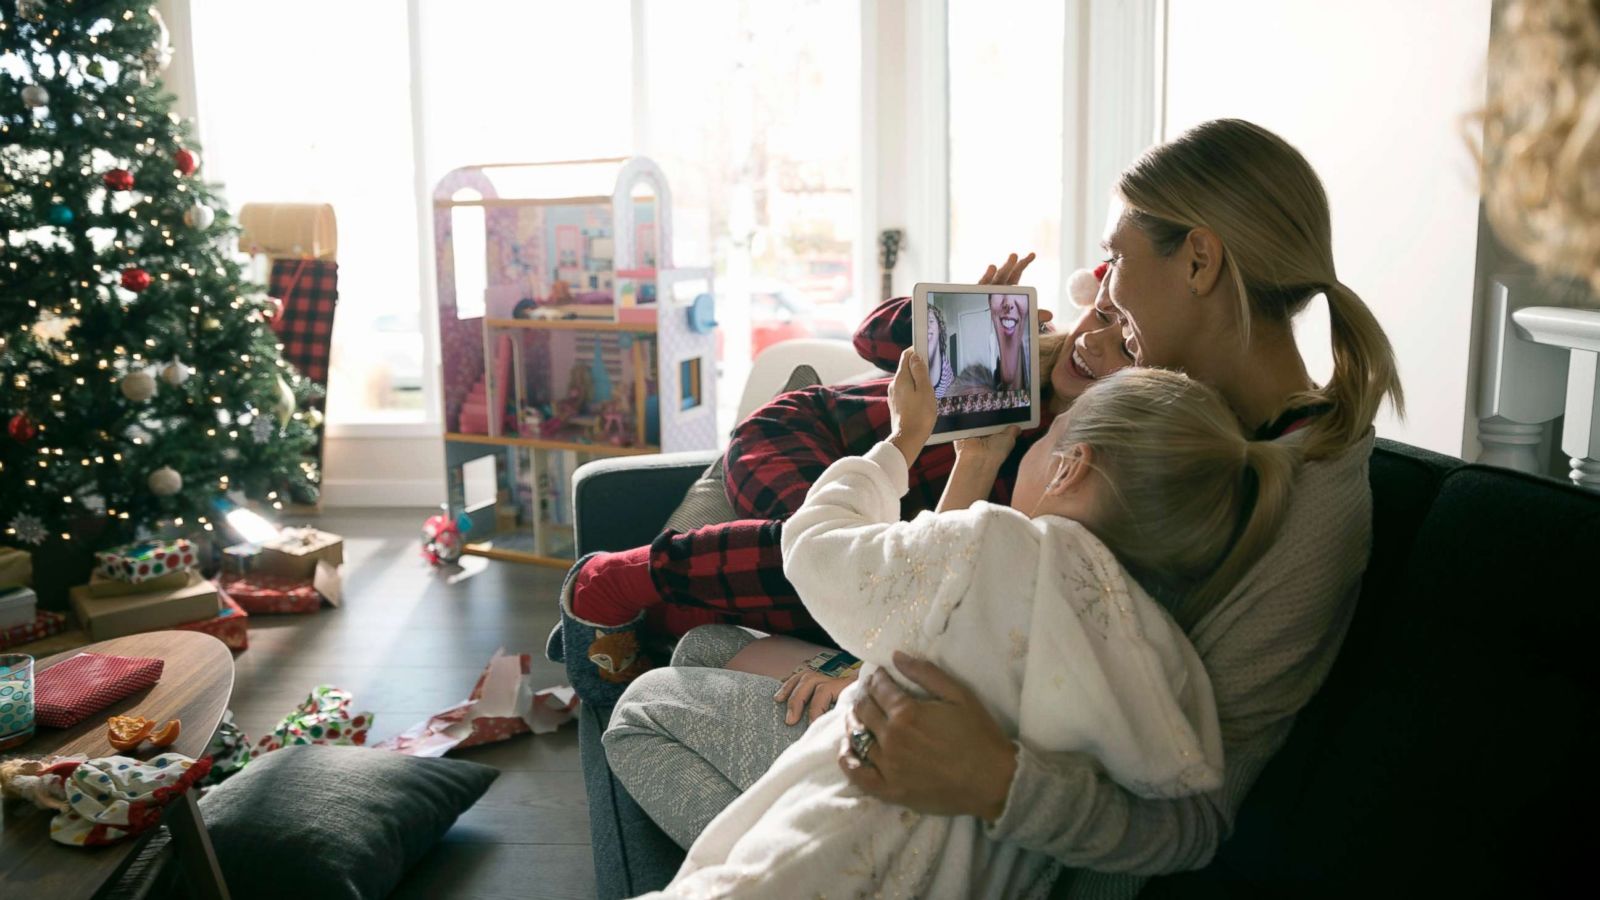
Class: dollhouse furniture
433,158,718,566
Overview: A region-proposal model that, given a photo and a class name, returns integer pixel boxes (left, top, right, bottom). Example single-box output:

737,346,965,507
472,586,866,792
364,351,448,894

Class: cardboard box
0,586,35,629
86,569,190,598
69,571,219,641
257,528,343,579
0,547,30,590
176,590,249,651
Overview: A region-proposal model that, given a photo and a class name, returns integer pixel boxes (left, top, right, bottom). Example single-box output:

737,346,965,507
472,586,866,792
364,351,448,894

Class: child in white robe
639,355,1298,899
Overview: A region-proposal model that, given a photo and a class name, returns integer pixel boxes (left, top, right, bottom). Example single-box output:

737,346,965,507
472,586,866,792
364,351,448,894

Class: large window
948,0,1067,310
193,0,858,436
643,0,861,433
190,3,425,425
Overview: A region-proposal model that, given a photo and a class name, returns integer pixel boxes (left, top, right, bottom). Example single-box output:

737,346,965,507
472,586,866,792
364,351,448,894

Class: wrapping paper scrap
255,685,372,754
0,753,210,846
374,650,577,757
200,710,252,786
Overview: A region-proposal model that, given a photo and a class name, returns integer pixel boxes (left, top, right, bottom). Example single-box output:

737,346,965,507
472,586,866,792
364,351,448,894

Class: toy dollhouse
435,158,718,567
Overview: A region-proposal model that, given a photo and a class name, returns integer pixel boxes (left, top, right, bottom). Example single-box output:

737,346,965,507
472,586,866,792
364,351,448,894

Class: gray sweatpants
601,625,809,849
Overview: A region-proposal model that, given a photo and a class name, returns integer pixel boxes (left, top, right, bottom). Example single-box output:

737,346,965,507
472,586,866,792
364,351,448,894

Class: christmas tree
1,0,318,556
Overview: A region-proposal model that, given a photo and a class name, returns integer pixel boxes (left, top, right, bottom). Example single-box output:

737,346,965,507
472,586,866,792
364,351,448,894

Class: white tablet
912,283,1041,444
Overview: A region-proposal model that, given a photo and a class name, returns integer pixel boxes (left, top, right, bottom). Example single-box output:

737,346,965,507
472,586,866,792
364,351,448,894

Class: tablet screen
918,287,1039,442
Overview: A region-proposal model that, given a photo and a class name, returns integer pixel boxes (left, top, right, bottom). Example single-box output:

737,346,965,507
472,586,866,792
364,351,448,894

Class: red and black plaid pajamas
643,296,1054,643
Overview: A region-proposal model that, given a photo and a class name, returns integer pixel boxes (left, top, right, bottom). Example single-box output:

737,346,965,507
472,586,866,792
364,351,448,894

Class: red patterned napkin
34,653,165,729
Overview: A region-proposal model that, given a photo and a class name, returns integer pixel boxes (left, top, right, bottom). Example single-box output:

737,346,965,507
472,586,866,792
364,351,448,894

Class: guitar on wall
878,229,904,302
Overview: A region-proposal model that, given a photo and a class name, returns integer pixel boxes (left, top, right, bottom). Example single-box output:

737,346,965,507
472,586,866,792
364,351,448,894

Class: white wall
1162,0,1491,455
321,433,444,508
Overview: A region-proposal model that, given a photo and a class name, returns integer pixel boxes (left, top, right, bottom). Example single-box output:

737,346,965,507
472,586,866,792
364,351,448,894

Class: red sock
572,546,660,626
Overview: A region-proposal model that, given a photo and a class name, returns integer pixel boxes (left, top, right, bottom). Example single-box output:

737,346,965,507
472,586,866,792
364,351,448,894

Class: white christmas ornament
146,9,174,72
7,513,47,546
162,360,191,386
21,85,49,109
182,203,215,230
120,369,157,402
250,416,275,444
148,466,183,496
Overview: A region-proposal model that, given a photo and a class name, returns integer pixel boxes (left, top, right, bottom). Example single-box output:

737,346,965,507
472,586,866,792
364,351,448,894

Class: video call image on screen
926,291,1032,431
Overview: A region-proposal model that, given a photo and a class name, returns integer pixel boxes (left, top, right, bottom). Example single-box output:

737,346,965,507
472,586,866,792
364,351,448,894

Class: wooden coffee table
0,631,235,899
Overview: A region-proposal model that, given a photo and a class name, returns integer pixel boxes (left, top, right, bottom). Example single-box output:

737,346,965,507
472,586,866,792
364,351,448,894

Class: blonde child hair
1054,367,1299,629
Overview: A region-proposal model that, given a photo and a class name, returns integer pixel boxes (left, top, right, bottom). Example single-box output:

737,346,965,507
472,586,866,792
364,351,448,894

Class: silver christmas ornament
120,369,157,402
162,360,191,386
21,85,49,109
147,466,183,497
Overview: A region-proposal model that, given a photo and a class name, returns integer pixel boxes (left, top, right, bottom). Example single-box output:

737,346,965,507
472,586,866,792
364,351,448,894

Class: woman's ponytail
1178,438,1300,629
1300,281,1405,459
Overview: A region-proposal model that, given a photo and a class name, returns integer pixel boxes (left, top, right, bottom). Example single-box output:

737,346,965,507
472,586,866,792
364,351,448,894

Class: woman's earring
1189,286,1198,295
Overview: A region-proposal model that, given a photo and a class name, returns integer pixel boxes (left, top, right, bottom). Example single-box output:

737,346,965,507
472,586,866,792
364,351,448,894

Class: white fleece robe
641,441,1224,899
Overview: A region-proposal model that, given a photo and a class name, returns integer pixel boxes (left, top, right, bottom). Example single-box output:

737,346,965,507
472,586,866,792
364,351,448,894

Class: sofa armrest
573,450,721,555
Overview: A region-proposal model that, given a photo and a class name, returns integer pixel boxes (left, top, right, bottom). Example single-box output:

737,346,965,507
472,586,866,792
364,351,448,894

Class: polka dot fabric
33,653,165,729
38,753,212,847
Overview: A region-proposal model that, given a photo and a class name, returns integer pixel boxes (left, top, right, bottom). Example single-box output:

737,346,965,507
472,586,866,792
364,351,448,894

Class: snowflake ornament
8,513,48,545
250,415,275,444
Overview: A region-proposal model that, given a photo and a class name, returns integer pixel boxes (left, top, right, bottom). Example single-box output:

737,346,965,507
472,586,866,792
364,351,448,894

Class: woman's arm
842,658,1227,874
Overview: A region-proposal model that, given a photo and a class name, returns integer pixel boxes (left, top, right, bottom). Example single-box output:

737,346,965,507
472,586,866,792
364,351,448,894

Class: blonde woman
838,118,1401,896
642,360,1295,899
606,118,1401,897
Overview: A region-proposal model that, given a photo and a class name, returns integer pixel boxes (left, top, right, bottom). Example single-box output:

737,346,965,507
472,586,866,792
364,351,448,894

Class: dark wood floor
229,508,594,899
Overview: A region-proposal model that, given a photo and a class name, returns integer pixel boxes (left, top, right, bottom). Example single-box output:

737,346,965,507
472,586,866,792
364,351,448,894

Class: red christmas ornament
175,149,199,176
265,295,284,321
7,413,37,444
121,268,152,292
103,168,135,192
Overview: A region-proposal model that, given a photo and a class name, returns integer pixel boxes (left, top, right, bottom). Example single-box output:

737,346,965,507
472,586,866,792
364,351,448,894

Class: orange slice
107,715,156,751
148,719,181,748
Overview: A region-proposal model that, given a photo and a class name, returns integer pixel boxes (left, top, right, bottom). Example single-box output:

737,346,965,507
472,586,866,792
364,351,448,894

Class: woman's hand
889,348,937,465
953,425,1020,469
774,669,858,726
838,652,1018,822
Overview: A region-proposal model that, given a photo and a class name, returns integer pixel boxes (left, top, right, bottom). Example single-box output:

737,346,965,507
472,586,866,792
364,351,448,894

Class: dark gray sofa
571,439,1600,898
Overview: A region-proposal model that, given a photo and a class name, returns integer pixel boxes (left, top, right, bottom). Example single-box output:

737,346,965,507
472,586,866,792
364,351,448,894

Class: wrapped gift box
176,589,250,651
0,547,30,589
219,573,322,614
0,609,67,651
69,571,219,641
221,543,261,576
256,528,343,579
86,568,190,598
93,538,198,584
0,586,36,629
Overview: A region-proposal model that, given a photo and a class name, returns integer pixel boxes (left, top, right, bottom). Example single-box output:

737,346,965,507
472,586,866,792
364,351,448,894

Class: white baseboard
320,477,445,508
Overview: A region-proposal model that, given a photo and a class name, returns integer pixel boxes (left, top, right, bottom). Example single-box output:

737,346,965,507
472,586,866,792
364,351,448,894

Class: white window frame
865,0,1162,305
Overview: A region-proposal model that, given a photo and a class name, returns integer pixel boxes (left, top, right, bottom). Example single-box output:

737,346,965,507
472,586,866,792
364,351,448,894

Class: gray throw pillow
197,744,498,900
662,364,823,533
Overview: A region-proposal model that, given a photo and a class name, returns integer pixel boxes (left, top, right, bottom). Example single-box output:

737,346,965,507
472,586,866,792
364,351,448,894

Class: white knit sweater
641,441,1225,899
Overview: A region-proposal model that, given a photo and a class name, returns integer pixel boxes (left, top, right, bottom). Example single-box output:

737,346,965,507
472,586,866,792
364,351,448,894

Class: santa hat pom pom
1067,268,1100,307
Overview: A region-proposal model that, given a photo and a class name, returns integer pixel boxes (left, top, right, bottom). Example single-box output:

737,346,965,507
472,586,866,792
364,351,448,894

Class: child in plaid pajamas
548,259,1142,702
